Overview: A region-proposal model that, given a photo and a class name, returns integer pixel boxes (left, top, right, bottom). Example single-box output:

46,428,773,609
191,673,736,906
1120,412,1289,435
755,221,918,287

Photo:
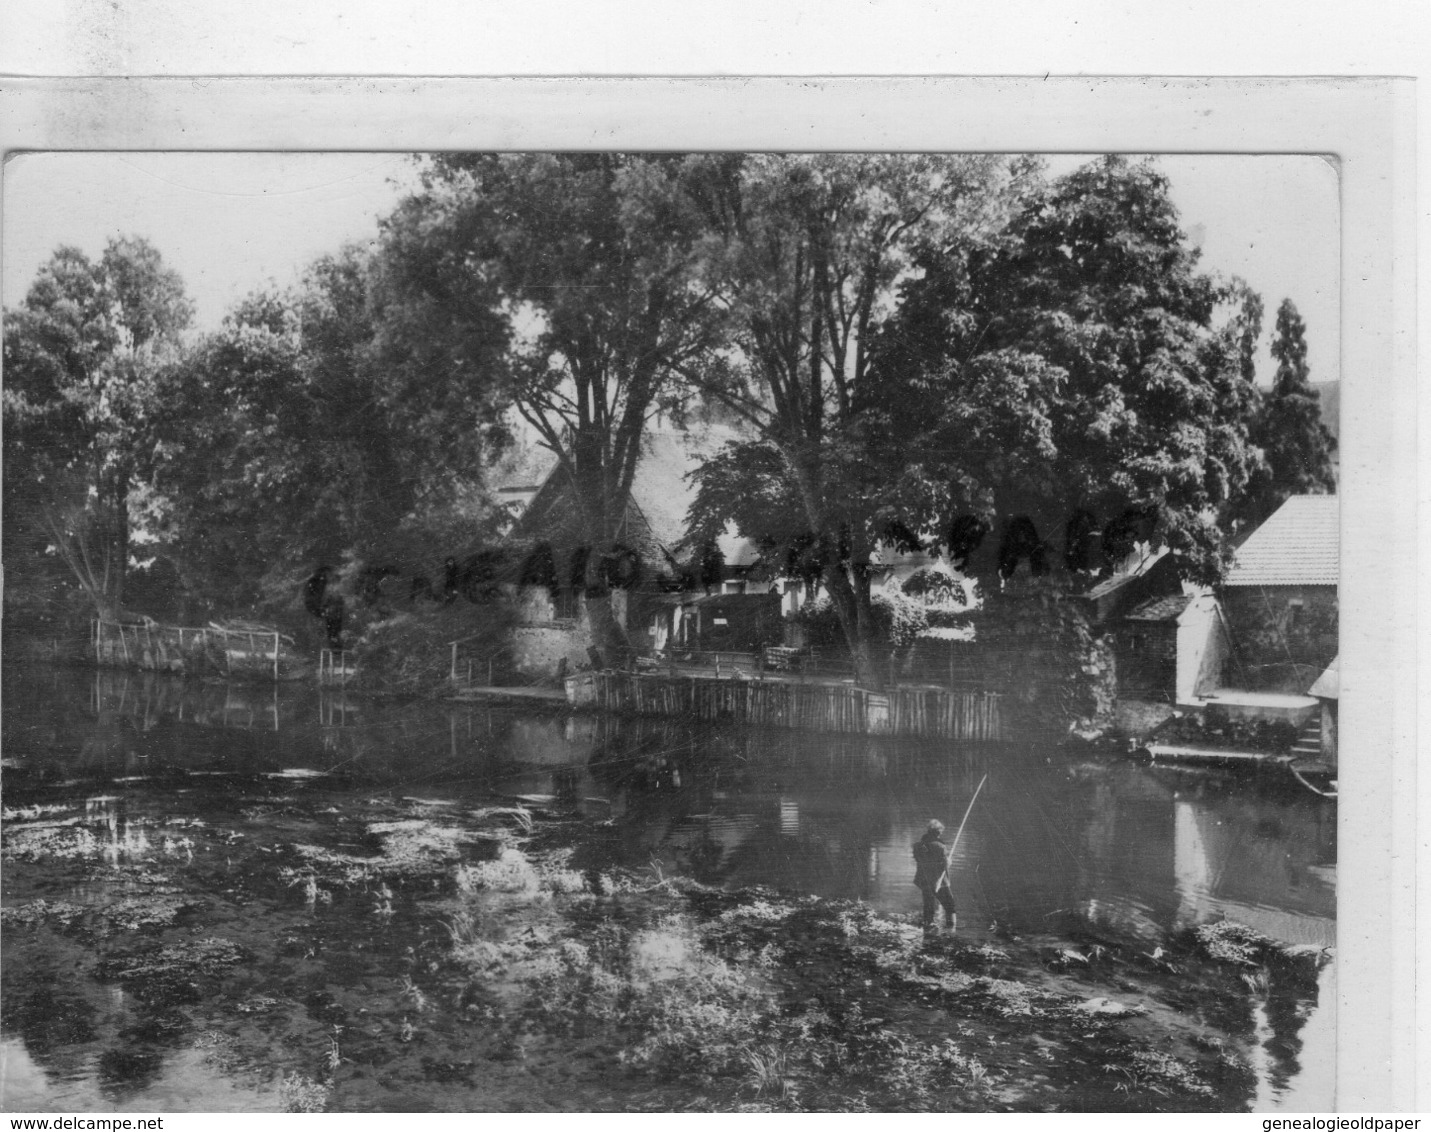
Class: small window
554,588,579,621
1128,633,1146,652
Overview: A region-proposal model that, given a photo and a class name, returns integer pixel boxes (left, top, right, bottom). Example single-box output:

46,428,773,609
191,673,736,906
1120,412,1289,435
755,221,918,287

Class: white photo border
0,75,1416,1111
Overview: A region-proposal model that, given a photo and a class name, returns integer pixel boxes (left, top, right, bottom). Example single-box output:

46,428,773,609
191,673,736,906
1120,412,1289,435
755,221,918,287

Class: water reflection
4,667,1336,943
3,664,1335,1109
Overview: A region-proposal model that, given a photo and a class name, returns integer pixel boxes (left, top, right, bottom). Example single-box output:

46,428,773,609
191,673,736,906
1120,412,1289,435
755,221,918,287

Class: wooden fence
319,649,355,686
92,620,296,680
585,670,1003,741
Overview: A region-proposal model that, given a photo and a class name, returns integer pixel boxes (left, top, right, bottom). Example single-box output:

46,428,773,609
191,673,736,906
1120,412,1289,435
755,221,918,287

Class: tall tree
874,155,1264,587
1240,299,1337,526
685,153,1038,685
3,238,192,620
150,243,512,619
378,154,731,652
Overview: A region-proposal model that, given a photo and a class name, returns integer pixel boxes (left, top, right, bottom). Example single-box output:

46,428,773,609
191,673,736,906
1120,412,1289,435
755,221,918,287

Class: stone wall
511,623,594,679
1221,584,1338,693
1112,622,1177,699
1113,698,1177,738
508,585,631,680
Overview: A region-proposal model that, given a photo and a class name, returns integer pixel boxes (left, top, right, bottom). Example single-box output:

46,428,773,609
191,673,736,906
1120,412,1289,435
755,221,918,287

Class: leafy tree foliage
685,153,1034,684
1235,298,1337,529
3,238,192,620
873,156,1263,586
150,244,511,622
378,154,732,651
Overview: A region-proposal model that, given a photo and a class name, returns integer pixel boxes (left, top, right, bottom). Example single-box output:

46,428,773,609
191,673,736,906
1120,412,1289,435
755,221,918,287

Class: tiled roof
1123,594,1192,622
1225,495,1339,586
1083,548,1168,601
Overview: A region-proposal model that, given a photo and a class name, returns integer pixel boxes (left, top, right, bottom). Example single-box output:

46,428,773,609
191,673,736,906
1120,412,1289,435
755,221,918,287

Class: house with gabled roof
499,425,792,675
1075,548,1237,718
1219,494,1339,694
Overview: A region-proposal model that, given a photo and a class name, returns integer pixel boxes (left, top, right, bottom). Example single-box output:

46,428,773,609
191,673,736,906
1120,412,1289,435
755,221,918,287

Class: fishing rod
945,772,989,874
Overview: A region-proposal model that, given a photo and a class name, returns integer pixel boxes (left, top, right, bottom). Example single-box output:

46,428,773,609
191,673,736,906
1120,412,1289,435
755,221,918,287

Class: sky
1,151,1340,386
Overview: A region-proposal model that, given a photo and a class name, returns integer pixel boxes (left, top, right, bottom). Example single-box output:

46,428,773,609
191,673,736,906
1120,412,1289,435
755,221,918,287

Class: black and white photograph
0,77,1413,1115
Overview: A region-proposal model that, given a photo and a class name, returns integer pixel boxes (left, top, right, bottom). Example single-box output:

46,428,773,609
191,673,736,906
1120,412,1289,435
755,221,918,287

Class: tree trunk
785,453,883,689
570,461,634,668
583,590,631,668
823,562,881,689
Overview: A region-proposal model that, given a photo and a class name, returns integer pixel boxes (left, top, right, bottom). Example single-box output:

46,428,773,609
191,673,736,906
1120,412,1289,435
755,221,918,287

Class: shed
1114,593,1192,700
1080,549,1182,627
650,592,783,656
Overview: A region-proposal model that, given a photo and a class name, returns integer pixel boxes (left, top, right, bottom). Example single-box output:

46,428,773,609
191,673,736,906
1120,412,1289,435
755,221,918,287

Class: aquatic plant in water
1126,1050,1215,1097
1195,920,1274,966
457,848,540,895
279,1073,331,1113
467,806,535,834
400,975,430,1013
745,1045,798,1101
1,899,89,929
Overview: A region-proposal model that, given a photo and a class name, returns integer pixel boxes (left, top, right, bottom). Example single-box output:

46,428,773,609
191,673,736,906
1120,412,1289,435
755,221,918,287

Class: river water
1,665,1336,1111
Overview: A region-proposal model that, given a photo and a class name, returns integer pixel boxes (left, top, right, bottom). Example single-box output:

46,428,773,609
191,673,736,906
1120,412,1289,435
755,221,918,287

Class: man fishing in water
913,775,986,935
913,820,957,934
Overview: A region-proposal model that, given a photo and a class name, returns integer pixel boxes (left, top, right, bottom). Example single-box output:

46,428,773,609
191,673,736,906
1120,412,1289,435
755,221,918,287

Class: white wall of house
510,583,560,624
1176,593,1234,703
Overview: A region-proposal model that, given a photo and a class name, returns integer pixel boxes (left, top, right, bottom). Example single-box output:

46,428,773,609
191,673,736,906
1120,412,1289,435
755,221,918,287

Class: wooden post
273,633,280,682
450,642,458,681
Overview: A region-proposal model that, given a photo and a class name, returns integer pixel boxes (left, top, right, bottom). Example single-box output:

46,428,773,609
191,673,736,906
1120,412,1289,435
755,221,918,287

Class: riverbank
2,772,1329,1113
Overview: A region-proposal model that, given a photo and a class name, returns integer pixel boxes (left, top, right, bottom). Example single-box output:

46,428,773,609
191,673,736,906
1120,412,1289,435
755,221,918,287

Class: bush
350,602,515,695
1153,711,1299,753
792,591,928,651
902,569,969,608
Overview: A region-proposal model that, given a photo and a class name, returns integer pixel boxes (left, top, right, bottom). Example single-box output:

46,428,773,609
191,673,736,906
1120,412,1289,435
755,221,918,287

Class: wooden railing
92,620,292,680
446,636,522,689
318,649,354,685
